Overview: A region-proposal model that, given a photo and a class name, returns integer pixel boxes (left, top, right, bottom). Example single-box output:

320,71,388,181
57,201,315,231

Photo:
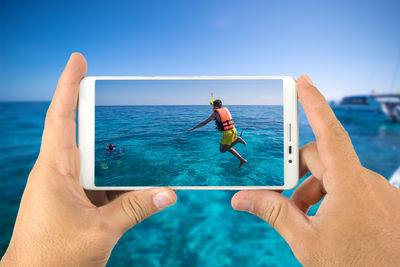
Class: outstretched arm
187,113,216,132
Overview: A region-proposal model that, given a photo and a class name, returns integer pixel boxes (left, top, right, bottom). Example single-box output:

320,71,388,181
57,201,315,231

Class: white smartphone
78,76,299,190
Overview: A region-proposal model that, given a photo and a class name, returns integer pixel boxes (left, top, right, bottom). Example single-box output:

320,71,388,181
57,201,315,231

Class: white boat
390,167,400,189
331,94,400,122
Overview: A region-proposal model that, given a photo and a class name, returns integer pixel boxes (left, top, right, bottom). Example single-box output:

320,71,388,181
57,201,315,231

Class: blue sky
1,0,400,101
95,79,283,105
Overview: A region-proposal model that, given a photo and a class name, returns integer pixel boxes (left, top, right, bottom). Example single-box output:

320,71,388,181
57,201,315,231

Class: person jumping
187,99,247,168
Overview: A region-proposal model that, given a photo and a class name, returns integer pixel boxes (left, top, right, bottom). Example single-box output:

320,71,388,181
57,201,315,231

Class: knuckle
307,141,317,148
300,141,317,154
45,107,56,124
326,119,349,140
46,105,69,121
299,141,317,177
121,194,148,226
311,94,328,111
90,219,113,238
82,221,114,262
76,216,112,248
44,106,64,130
261,201,285,228
333,125,350,140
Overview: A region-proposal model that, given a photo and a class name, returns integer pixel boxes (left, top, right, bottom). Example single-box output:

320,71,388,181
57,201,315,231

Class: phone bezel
78,76,299,190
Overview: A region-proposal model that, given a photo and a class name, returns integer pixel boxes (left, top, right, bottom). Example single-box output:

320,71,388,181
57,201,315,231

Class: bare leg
228,148,247,168
220,143,247,168
220,144,230,153
230,136,247,147
220,137,247,153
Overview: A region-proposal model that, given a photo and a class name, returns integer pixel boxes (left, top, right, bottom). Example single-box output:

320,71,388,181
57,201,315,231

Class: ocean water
95,105,284,186
1,102,400,266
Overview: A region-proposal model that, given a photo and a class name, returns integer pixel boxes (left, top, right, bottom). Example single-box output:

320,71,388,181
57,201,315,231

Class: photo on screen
95,79,284,186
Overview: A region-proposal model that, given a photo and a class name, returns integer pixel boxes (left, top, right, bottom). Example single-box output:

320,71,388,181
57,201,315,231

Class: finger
42,53,87,149
291,176,326,214
297,75,361,177
299,142,325,179
232,190,311,247
50,53,87,120
102,188,177,235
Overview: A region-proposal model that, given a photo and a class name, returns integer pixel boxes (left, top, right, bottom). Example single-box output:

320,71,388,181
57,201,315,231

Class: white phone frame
79,76,298,190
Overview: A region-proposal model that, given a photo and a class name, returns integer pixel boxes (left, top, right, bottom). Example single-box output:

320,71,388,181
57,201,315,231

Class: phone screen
95,79,284,186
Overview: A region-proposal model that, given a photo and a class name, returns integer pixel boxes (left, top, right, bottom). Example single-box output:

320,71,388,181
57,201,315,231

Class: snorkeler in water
106,143,122,154
187,99,247,168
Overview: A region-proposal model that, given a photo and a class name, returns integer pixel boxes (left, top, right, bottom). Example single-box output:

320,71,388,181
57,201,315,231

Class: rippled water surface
1,102,399,266
95,105,284,186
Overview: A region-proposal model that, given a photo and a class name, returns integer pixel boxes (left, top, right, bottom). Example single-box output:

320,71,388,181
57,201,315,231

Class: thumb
231,190,311,246
42,53,87,150
101,188,177,235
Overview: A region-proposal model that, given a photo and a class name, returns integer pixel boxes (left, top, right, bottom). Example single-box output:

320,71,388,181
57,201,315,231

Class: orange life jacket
214,107,235,131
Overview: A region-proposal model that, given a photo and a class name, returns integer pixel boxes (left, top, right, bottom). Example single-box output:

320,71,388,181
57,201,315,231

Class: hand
1,53,177,266
231,75,400,266
187,127,194,132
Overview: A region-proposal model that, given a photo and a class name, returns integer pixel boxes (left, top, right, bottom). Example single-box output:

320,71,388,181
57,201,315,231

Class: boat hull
332,106,397,122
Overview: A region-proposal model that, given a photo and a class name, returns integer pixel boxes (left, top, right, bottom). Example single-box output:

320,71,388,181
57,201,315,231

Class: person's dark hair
214,99,222,108
108,144,115,150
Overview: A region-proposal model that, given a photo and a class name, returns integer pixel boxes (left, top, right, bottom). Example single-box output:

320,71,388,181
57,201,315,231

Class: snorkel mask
210,92,214,109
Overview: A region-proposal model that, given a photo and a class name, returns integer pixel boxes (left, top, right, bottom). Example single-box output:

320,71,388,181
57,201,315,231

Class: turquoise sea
1,102,400,266
95,105,283,187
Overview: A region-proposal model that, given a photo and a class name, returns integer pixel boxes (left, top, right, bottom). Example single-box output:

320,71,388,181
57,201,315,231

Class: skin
0,53,177,266
2,56,398,266
231,75,400,266
187,106,247,166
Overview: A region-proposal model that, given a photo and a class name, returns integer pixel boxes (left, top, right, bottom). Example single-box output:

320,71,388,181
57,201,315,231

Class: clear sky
95,79,283,105
1,0,400,101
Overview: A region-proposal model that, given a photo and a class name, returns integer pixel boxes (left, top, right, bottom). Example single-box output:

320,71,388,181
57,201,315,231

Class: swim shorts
220,127,237,146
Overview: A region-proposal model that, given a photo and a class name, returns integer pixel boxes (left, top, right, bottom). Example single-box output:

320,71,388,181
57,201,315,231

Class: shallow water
95,105,284,186
0,102,399,266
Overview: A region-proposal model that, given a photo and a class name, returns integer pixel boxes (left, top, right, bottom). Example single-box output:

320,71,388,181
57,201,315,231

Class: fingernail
303,74,314,86
153,191,174,210
67,52,79,63
233,199,253,212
